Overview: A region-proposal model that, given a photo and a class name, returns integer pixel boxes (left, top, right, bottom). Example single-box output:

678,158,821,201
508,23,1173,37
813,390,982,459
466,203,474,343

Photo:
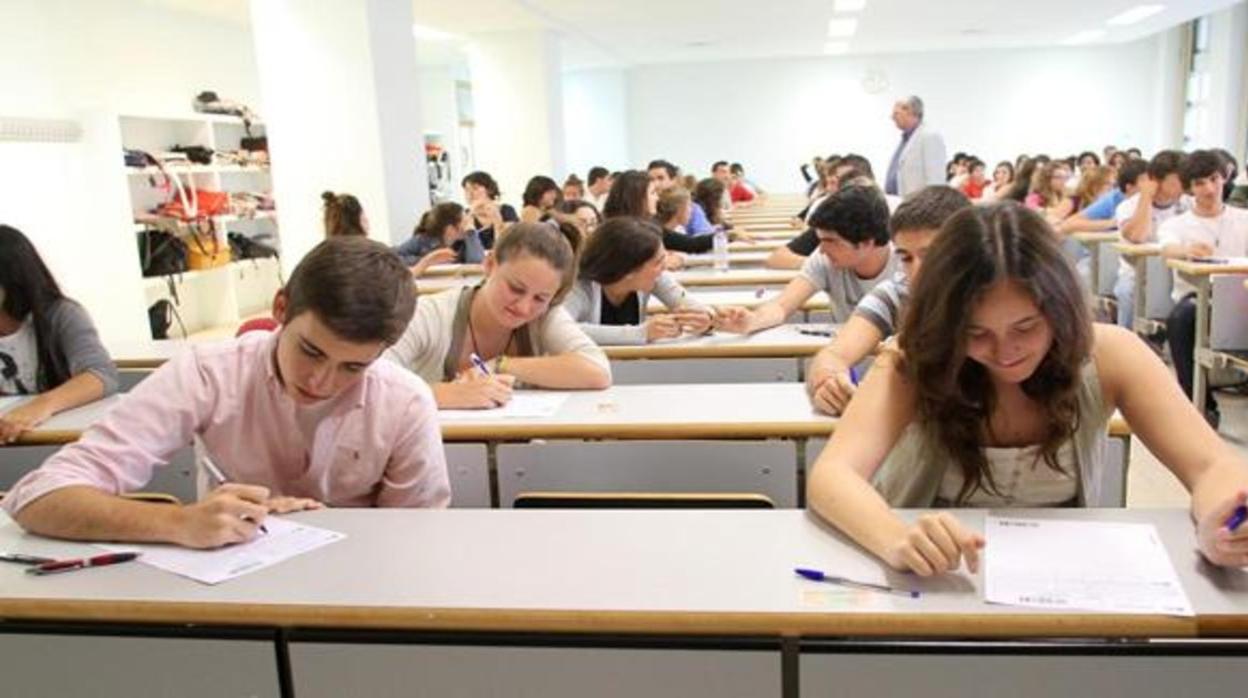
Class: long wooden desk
1,395,124,446
648,289,831,315
1,508,1244,697
1165,258,1248,409
671,267,799,288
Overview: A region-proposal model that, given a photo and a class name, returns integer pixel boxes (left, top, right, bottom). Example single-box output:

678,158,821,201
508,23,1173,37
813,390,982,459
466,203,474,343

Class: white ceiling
149,0,1244,69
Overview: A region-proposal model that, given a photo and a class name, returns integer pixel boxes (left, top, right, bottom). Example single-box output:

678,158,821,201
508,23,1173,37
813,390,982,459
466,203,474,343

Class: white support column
467,30,566,208
1205,2,1248,154
249,0,428,272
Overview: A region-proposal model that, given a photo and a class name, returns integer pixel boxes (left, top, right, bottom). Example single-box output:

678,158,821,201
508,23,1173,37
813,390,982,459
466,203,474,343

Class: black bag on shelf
169,144,214,165
228,232,279,260
138,229,189,277
240,136,268,152
148,299,174,340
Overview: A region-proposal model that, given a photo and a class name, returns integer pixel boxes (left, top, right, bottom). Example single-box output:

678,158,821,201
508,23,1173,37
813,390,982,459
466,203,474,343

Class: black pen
797,328,834,337
0,553,55,565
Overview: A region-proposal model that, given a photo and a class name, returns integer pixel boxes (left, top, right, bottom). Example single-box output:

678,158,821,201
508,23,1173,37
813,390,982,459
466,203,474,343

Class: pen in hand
469,352,492,377
1226,505,1247,532
200,452,268,534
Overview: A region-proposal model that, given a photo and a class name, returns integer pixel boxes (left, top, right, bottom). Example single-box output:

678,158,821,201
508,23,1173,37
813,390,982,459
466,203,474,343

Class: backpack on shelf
228,232,278,261
137,229,188,277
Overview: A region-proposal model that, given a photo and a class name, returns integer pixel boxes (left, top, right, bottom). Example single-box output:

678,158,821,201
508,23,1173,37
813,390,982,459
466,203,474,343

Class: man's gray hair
903,95,924,121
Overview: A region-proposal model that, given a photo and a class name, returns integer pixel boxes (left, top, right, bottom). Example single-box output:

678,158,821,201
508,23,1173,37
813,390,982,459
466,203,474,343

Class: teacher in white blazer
884,96,947,198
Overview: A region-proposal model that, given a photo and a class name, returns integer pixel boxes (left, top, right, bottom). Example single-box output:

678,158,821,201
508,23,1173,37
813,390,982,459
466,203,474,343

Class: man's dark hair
838,153,875,180
647,159,679,178
283,236,415,345
808,185,891,246
1146,150,1184,181
730,162,745,175
889,186,971,237
1179,150,1225,188
587,166,610,186
522,175,560,207
1116,158,1147,192
711,160,729,173
1078,151,1101,166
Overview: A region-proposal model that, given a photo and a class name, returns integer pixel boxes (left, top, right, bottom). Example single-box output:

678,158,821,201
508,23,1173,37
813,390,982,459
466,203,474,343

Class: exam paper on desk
99,517,344,585
438,393,568,420
983,516,1194,617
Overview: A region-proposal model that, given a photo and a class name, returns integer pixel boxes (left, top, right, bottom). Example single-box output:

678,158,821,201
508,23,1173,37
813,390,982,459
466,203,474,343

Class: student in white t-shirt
715,185,896,334
1160,150,1248,428
1112,150,1189,328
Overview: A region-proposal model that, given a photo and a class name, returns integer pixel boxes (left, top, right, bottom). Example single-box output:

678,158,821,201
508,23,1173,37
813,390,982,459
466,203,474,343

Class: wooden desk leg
1192,275,1211,411
1132,256,1148,335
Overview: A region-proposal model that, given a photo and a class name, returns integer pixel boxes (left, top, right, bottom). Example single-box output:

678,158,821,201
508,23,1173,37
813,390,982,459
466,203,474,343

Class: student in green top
806,202,1248,577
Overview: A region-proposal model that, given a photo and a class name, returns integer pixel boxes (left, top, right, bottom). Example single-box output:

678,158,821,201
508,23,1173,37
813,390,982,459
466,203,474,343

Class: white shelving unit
122,114,282,339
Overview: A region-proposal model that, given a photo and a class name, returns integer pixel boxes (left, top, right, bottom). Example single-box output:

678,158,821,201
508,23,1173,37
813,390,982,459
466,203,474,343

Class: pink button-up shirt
2,331,450,514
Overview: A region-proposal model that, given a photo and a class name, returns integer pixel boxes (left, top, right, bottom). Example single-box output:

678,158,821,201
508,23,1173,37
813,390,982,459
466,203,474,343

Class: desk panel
446,444,490,508
610,357,798,384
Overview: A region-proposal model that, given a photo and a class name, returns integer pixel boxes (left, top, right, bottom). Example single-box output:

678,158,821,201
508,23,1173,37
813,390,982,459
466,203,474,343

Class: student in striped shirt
805,186,971,415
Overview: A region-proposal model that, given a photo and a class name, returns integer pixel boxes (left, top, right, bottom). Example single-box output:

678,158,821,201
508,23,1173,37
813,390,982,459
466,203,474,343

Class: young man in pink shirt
3,237,450,548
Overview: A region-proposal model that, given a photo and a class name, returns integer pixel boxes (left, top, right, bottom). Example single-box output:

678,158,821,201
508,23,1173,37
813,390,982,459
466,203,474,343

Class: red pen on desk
26,552,139,576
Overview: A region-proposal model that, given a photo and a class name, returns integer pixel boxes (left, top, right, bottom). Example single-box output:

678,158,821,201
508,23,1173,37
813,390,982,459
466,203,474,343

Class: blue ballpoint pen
848,366,860,386
1226,505,1247,532
794,567,920,598
469,352,492,377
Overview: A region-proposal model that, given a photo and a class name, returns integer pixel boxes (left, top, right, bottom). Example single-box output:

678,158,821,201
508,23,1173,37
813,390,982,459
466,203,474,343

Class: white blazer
896,122,948,197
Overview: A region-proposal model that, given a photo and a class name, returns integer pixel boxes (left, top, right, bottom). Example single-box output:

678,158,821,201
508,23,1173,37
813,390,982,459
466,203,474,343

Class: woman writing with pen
385,222,611,409
805,202,1248,577
562,217,717,345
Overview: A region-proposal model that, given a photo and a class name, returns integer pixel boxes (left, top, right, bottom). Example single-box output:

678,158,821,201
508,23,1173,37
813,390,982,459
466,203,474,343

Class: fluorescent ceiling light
1062,29,1107,44
834,0,867,12
824,41,850,55
1107,4,1165,25
412,24,460,41
827,18,858,37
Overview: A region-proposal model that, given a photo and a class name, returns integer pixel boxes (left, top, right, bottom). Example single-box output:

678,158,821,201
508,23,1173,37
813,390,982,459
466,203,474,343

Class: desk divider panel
610,357,798,384
1145,255,1176,319
496,440,799,508
446,443,490,508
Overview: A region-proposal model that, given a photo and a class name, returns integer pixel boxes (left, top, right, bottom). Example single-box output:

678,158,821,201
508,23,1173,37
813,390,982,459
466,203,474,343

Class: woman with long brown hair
806,202,1248,577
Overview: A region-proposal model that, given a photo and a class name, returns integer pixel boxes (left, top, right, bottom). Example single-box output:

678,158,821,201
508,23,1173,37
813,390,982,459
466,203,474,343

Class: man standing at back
884,95,946,197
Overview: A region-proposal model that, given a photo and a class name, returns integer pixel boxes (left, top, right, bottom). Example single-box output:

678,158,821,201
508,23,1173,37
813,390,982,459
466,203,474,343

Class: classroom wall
0,0,262,345
620,37,1167,192
562,68,632,180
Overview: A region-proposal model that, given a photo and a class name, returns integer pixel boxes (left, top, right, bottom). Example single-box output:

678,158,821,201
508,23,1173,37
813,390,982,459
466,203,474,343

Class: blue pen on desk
1226,505,1247,532
469,352,492,377
795,567,919,598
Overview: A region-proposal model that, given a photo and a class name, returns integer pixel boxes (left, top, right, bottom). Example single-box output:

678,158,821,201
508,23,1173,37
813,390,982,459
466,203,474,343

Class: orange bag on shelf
185,224,232,270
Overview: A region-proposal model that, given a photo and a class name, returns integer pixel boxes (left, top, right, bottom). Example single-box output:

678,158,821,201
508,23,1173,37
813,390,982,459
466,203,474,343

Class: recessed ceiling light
1062,29,1107,45
412,24,460,41
824,41,850,55
1107,4,1165,26
834,0,867,12
827,18,858,37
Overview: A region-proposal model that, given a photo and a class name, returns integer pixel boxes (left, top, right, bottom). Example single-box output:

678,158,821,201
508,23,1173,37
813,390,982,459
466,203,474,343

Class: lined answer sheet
100,517,344,585
984,515,1194,616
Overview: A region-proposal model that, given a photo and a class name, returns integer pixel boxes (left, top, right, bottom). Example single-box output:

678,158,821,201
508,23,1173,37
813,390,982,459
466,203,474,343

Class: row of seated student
4,163,1248,578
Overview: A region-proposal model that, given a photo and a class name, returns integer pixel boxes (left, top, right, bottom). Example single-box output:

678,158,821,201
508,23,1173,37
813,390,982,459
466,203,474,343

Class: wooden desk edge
0,600,1197,638
440,422,836,442
605,344,822,359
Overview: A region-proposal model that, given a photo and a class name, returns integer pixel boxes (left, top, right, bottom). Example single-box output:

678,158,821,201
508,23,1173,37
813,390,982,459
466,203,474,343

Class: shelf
133,210,276,232
121,113,264,128
126,164,269,176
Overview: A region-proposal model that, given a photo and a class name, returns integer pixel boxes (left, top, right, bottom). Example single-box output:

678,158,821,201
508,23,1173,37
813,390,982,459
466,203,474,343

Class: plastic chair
235,317,279,337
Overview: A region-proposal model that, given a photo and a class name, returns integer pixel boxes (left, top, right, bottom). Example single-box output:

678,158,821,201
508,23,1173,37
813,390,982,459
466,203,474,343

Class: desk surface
681,251,771,268
603,324,831,360
1165,257,1248,276
729,239,785,252
671,268,799,287
1070,232,1120,244
0,508,1239,638
1113,242,1162,256
2,395,124,446
649,289,830,313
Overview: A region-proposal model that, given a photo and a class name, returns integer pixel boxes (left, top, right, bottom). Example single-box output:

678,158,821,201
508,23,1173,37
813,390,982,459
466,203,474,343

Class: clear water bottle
712,228,729,271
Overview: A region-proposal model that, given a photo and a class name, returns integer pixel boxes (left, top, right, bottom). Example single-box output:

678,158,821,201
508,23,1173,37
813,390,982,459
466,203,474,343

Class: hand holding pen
1197,493,1248,568
810,365,860,417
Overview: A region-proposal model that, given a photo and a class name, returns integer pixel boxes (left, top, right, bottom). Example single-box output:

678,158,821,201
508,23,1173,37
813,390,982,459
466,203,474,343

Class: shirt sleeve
1156,216,1184,248
48,300,120,396
662,230,713,253
394,236,434,266
1081,191,1116,220
787,228,819,255
383,298,438,375
851,281,901,338
1,347,215,515
375,384,451,508
1114,195,1138,229
797,249,830,291
686,203,714,235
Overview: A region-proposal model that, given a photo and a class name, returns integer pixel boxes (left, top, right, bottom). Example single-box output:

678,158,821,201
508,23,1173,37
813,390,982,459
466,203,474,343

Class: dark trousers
1166,294,1217,411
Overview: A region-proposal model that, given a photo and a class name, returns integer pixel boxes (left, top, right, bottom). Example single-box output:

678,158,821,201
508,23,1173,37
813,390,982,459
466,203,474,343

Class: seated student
0,226,120,443
564,217,714,345
805,187,971,415
1161,150,1248,428
559,199,602,236
394,202,484,276
959,158,988,200
656,187,714,255
1067,165,1115,220
1056,158,1145,236
3,237,450,548
805,202,1248,577
586,166,612,212
605,169,682,270
692,177,733,233
386,223,610,409
731,163,763,197
1025,161,1074,224
563,174,585,202
520,176,561,223
792,165,841,228
718,185,896,334
979,161,1015,202
1112,150,1189,328
766,170,878,270
728,166,757,204
648,159,713,236
322,191,367,237
462,171,518,249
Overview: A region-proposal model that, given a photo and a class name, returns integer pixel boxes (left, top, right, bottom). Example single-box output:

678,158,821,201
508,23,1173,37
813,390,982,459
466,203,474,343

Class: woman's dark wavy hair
692,178,727,226
0,225,74,389
896,203,1092,504
601,170,650,219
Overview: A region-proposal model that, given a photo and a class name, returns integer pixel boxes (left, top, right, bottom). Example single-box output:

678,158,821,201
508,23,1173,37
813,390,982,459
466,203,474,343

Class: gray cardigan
41,300,120,396
562,272,709,345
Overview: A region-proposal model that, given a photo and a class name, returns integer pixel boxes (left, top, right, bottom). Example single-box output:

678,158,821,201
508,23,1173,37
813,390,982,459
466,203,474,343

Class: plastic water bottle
712,228,729,271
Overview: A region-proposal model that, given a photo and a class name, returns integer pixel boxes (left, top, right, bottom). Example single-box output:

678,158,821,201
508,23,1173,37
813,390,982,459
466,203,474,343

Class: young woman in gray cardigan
0,225,119,443
562,217,712,345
